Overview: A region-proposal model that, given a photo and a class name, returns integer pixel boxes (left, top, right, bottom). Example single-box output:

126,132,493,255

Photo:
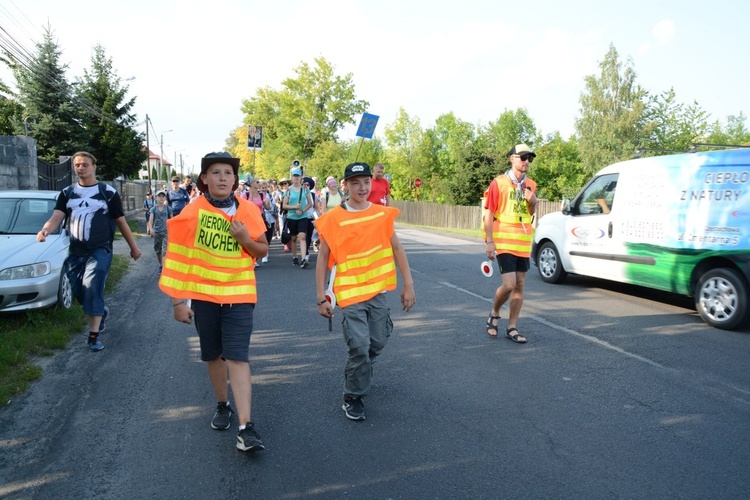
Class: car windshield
0,198,59,235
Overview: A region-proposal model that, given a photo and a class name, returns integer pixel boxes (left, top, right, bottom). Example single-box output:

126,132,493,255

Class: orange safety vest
486,175,537,258
315,204,399,308
159,195,266,304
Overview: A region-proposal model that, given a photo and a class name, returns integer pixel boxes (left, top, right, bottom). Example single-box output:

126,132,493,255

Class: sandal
486,313,501,337
506,327,527,343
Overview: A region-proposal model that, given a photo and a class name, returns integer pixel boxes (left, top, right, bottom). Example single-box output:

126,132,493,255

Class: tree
429,112,477,204
75,45,146,179
0,53,23,135
641,88,709,154
235,57,369,177
575,44,650,174
532,133,586,200
705,112,750,146
471,108,539,202
383,108,435,201
11,25,82,162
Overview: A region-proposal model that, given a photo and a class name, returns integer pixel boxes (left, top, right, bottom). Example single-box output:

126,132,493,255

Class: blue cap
291,167,302,176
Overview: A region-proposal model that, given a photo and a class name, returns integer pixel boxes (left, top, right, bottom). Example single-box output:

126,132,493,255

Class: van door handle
608,221,613,238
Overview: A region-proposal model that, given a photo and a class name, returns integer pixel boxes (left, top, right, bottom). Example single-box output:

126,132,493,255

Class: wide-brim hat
302,176,315,190
197,152,241,193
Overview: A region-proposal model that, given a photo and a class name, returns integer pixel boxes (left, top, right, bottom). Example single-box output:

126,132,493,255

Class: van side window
575,174,619,215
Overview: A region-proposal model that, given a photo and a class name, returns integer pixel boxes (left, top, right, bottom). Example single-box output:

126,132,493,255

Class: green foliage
705,112,750,146
234,57,369,177
76,45,146,180
575,44,650,174
640,88,709,154
11,25,83,162
0,58,23,135
384,108,434,201
532,133,587,200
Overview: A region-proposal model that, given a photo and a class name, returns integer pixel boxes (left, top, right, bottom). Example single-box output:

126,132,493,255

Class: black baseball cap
343,162,372,180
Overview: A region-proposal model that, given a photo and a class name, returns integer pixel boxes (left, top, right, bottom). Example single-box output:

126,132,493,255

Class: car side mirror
560,198,571,215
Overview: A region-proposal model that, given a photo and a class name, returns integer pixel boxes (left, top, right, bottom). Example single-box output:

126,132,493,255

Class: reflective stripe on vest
491,175,535,258
159,196,262,304
316,205,399,308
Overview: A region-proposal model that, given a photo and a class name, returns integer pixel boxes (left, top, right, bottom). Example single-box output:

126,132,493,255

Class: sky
1,0,748,176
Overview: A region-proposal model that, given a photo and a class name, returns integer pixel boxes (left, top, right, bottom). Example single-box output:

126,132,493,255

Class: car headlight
0,262,52,280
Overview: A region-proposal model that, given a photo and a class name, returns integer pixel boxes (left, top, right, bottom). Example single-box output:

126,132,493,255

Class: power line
0,15,131,128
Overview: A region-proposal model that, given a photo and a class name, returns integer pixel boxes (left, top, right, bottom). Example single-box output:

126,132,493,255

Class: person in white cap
483,143,539,344
281,166,314,268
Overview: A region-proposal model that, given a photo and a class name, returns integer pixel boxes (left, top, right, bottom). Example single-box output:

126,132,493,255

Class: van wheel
57,271,73,310
695,268,748,330
537,242,567,284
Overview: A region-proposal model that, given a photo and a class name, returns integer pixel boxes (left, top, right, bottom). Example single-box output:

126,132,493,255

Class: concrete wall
0,136,37,190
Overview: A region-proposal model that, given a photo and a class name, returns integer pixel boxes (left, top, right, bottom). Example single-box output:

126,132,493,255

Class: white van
531,148,750,329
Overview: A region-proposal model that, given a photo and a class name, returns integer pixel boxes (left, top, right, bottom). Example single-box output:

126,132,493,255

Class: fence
390,199,560,230
104,180,150,212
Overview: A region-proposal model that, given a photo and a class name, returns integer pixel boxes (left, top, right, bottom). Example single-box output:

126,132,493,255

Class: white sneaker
261,256,268,263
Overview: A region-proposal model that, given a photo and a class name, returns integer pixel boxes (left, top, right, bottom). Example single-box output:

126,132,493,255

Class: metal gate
37,157,72,191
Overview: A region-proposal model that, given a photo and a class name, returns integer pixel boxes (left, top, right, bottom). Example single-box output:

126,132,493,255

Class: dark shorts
287,217,309,236
496,253,530,274
192,300,254,362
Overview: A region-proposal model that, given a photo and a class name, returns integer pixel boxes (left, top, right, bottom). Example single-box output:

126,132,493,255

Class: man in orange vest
159,152,269,452
483,143,539,344
315,162,416,421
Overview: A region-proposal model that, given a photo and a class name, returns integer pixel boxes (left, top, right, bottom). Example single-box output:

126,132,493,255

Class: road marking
439,280,668,370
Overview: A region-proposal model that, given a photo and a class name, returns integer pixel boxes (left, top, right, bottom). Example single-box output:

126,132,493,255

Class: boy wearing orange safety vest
159,152,268,453
315,162,416,421
483,143,539,344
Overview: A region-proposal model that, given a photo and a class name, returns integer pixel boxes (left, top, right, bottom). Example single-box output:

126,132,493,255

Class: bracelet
486,241,494,245
317,299,327,306
172,300,185,307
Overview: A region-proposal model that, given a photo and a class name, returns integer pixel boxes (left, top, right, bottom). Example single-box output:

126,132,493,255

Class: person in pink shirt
366,162,390,206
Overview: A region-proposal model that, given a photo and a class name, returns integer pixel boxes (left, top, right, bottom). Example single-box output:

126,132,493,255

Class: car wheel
57,271,73,310
537,241,567,284
695,267,748,330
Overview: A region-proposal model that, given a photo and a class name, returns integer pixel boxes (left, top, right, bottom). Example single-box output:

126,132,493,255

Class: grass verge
0,253,130,406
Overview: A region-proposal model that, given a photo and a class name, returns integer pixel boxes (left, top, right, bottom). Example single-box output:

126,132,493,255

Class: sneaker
211,402,234,430
236,422,265,452
301,257,309,269
88,335,104,352
292,257,299,266
98,306,109,334
342,396,365,421
261,256,268,263
254,262,260,269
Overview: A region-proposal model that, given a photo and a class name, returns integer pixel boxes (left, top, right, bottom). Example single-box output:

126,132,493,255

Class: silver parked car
0,190,72,312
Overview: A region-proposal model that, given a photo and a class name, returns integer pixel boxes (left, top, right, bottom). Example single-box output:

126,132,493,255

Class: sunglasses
518,154,534,163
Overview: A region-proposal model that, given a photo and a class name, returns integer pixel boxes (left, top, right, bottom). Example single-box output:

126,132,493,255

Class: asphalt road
1,221,749,499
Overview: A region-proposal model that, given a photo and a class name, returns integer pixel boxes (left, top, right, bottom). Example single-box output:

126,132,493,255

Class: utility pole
146,114,151,192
